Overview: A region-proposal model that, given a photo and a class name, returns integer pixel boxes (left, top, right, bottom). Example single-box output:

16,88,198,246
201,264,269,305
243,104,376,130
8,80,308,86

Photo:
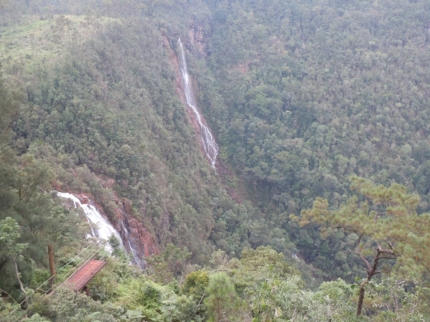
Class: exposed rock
111,193,159,268
163,36,212,163
61,187,158,269
189,23,208,58
163,36,183,100
216,160,248,204
76,194,90,205
123,214,159,257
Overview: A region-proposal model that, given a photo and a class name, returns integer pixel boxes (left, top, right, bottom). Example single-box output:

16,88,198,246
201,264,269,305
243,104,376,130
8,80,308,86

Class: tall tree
0,67,75,299
204,272,243,322
0,217,28,307
292,176,430,316
0,65,20,156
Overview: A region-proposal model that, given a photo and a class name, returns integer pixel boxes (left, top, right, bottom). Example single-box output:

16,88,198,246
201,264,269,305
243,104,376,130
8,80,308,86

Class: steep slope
194,0,430,279
1,3,299,274
6,0,430,283
7,17,215,261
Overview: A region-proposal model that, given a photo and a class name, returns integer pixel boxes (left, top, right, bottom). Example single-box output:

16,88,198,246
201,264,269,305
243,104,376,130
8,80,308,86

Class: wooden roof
64,259,107,291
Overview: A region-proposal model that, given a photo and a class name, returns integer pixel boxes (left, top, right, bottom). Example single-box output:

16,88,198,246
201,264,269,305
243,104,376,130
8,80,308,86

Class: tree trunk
355,244,396,317
356,285,366,316
13,257,28,308
48,245,56,290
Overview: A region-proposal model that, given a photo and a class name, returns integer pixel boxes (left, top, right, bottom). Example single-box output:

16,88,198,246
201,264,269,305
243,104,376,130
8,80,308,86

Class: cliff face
52,25,214,266
74,191,159,269
189,23,209,58
164,34,215,165
116,196,159,265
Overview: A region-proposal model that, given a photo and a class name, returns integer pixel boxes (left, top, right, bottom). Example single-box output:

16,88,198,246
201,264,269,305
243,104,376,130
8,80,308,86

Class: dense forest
1,0,430,320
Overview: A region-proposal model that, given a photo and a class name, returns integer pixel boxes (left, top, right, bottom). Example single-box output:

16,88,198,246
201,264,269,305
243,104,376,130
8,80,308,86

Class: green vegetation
294,176,430,316
1,0,430,320
201,0,430,281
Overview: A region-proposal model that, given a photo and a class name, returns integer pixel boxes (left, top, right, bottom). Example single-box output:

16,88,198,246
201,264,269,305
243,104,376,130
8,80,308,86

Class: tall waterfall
178,38,219,168
57,192,124,254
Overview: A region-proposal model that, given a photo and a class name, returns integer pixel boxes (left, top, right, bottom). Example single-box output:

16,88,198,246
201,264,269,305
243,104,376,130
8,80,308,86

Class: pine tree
204,272,243,322
292,176,430,316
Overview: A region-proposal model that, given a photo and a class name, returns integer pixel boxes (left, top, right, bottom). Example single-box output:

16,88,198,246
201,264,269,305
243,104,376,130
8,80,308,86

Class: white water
178,38,219,168
57,192,123,253
121,222,142,267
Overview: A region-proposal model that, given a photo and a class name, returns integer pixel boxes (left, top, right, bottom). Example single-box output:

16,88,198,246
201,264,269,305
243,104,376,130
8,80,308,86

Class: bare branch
377,244,395,256
386,241,394,251
355,234,364,247
356,247,372,272
13,257,28,308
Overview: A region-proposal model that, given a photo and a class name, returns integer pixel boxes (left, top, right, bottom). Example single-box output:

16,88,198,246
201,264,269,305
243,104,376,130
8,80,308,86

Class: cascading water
57,192,124,254
178,38,219,168
121,222,143,267
57,192,145,268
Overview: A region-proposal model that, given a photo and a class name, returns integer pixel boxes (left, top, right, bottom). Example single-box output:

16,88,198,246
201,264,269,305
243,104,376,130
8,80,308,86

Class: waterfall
178,38,219,168
57,192,145,268
121,222,144,268
57,192,124,254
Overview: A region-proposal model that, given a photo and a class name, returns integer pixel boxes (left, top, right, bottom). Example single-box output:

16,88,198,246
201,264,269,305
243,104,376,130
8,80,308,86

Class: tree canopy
2,0,430,320
294,176,430,315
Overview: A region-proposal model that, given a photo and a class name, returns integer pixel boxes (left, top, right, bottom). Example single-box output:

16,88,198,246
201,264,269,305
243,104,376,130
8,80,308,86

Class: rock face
76,193,90,205
110,194,159,268
116,197,159,266
163,36,185,104
189,23,209,58
164,35,217,166
123,215,159,258
73,191,159,269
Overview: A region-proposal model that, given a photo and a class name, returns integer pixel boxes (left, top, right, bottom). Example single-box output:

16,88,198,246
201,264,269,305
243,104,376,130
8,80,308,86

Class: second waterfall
178,38,218,168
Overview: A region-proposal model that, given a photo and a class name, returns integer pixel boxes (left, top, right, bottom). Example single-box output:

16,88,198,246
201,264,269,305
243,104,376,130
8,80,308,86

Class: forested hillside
200,0,430,279
1,0,430,320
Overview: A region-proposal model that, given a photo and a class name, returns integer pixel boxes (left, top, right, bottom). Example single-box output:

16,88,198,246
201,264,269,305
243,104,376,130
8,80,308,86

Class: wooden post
48,245,55,289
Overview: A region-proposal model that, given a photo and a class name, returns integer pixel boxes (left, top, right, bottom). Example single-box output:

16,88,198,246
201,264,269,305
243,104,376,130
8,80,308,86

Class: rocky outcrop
189,23,209,58
116,196,159,267
123,215,158,257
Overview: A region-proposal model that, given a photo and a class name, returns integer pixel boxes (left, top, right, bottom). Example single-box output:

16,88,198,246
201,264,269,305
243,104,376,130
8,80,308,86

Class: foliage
204,272,245,322
0,217,29,308
86,257,136,303
365,277,430,321
28,287,118,322
199,0,430,280
181,270,209,320
1,0,430,320
217,247,358,321
294,176,430,316
296,176,430,276
182,270,209,298
146,243,192,284
0,217,28,262
114,276,197,322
